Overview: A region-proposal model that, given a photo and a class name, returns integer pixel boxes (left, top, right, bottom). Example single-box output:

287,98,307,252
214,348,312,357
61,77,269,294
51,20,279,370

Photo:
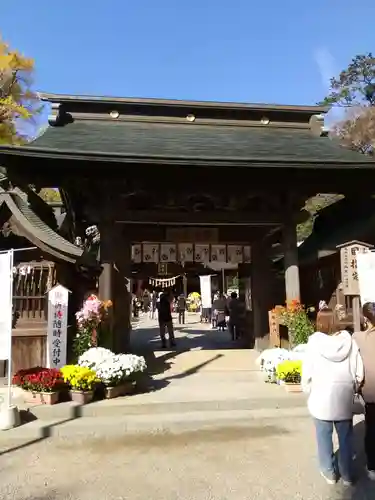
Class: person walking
302,308,364,486
157,291,176,349
177,293,187,325
149,291,158,319
227,292,245,340
353,302,375,480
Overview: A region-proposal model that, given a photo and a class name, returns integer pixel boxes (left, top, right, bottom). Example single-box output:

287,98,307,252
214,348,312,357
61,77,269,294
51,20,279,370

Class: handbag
349,343,365,415
353,392,365,415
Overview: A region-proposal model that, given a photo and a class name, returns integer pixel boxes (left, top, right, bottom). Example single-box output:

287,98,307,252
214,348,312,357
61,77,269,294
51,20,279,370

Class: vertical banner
211,245,227,263
194,244,210,263
199,275,212,308
357,252,375,304
0,250,14,408
160,244,177,262
143,243,159,263
47,284,69,369
131,244,142,263
178,243,194,263
227,245,243,264
0,250,13,362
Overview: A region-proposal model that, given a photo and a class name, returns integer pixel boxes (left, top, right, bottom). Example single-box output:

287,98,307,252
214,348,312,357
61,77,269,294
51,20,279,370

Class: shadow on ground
330,420,375,500
0,405,83,457
130,316,246,380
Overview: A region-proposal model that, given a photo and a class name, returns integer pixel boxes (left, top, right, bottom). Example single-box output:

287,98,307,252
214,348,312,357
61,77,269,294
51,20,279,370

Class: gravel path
0,416,374,500
1,314,373,499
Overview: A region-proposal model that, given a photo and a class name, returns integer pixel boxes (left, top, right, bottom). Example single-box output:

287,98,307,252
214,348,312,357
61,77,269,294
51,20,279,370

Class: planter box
104,382,134,399
284,383,302,393
23,390,59,405
69,390,94,405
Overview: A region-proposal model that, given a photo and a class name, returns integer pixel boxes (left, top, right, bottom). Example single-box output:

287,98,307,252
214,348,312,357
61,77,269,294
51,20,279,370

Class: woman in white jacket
302,308,364,486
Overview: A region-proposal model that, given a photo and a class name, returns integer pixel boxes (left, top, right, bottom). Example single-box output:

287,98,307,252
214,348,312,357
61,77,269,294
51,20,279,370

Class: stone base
0,405,21,430
23,390,59,405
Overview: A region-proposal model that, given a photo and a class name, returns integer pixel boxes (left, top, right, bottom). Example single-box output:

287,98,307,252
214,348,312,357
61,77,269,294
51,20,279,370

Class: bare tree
331,106,375,155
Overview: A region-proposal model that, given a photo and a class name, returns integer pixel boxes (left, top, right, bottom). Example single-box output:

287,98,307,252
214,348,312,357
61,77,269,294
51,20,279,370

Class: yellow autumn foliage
0,37,38,144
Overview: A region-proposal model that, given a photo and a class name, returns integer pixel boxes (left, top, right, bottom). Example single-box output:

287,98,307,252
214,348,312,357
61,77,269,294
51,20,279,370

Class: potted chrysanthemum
60,365,99,404
276,360,303,392
78,347,148,399
74,295,113,357
12,367,65,405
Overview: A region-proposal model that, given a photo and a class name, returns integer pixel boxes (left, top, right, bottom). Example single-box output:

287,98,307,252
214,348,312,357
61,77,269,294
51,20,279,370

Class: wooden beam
114,210,282,226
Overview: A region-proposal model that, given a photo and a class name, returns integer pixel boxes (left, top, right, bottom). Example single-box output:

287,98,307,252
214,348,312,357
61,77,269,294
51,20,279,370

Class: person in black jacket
157,291,176,348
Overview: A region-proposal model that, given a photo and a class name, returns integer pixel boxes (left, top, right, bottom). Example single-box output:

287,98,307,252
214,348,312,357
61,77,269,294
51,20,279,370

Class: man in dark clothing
177,294,187,324
157,292,176,348
227,292,245,340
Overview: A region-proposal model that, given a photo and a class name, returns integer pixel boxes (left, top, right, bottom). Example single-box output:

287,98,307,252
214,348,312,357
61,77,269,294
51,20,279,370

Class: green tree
320,53,375,155
297,194,343,241
0,37,38,144
38,188,62,203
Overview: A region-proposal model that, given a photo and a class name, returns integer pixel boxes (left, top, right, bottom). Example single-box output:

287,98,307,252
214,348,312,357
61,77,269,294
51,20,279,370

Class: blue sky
2,1,375,105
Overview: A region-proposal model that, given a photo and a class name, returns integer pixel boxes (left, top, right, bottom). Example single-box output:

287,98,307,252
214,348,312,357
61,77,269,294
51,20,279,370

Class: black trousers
178,310,185,324
365,403,375,471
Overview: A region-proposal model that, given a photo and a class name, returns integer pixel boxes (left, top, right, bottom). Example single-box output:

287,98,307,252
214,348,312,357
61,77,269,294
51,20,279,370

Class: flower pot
284,383,302,393
121,381,135,395
69,390,94,404
23,390,59,405
104,384,125,399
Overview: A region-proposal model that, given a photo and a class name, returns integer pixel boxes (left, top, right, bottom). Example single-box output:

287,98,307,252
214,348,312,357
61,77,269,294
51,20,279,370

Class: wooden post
98,224,113,301
238,263,252,347
251,241,275,350
98,223,132,352
268,309,280,348
283,219,300,302
183,274,188,297
112,230,132,353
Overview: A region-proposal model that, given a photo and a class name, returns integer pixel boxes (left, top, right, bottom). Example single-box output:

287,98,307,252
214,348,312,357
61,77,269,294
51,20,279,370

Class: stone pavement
1,314,374,498
0,415,373,499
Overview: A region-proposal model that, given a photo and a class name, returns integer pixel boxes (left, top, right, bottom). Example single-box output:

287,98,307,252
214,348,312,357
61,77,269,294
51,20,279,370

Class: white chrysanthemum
78,350,147,386
78,347,114,370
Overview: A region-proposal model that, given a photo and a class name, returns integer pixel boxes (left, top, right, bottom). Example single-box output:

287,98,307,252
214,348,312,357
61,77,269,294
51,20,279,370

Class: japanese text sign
47,284,69,369
339,242,373,296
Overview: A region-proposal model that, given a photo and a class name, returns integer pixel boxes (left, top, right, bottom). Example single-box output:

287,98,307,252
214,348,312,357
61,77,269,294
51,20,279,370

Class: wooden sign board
337,241,374,296
268,310,280,347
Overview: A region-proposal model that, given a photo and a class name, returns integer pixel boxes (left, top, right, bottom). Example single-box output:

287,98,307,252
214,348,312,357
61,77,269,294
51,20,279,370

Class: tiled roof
21,120,375,165
0,187,83,263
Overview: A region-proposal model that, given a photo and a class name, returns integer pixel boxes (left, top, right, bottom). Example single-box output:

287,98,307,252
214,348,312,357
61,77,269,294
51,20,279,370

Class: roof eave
38,91,331,115
0,146,373,168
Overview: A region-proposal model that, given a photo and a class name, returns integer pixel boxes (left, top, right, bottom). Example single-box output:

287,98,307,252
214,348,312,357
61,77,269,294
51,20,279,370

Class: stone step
2,406,310,441
16,394,306,420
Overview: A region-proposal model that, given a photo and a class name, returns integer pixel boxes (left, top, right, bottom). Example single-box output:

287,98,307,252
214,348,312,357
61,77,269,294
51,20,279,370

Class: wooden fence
0,261,56,376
